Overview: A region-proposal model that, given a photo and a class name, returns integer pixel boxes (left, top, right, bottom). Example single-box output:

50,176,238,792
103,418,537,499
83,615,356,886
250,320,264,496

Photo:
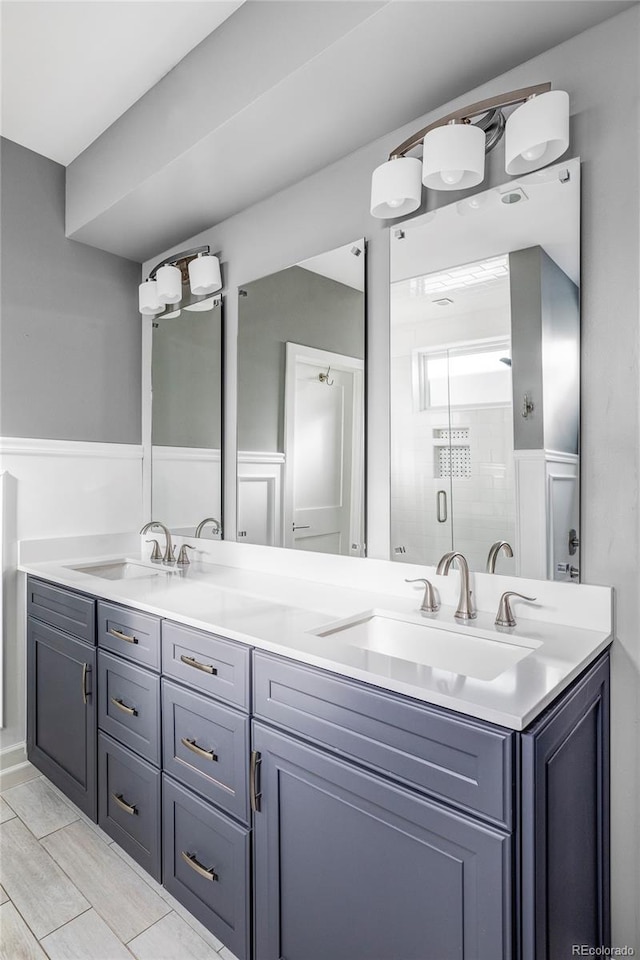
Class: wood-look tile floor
0,772,240,960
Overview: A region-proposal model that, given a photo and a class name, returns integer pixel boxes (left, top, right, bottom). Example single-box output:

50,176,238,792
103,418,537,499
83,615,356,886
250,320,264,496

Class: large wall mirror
237,240,366,556
151,296,223,537
390,159,580,581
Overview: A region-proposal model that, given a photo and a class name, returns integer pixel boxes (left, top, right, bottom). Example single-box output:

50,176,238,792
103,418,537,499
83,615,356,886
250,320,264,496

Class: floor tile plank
128,911,221,959
0,901,49,960
0,818,89,938
0,885,8,905
43,777,114,844
110,843,225,953
42,820,170,943
0,797,16,824
0,761,40,793
2,777,79,838
41,908,133,960
219,948,241,960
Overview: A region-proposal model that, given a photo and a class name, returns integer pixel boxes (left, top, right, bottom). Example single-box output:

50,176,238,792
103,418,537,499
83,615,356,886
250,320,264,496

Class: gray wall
152,304,222,448
143,9,640,943
510,246,580,453
0,137,141,443
238,265,364,452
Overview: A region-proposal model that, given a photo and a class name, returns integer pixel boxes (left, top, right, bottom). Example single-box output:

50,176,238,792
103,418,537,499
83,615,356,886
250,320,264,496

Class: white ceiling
0,1,243,164
0,1,634,261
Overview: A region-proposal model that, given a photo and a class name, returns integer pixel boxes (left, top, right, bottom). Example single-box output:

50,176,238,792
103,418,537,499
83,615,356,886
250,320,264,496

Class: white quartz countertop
19,547,613,731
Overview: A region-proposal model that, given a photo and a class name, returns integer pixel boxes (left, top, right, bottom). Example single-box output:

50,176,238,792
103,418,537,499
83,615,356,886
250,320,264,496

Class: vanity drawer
98,733,161,882
98,601,161,671
27,578,95,644
162,621,250,711
163,775,250,960
253,651,514,828
162,680,250,824
98,651,161,766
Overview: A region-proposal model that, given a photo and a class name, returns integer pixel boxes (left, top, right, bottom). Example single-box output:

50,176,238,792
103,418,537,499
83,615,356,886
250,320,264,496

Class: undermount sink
68,559,179,581
314,611,541,682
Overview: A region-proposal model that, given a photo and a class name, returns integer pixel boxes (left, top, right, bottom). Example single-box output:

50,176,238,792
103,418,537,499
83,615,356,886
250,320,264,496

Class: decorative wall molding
152,446,221,463
238,450,286,464
0,437,143,460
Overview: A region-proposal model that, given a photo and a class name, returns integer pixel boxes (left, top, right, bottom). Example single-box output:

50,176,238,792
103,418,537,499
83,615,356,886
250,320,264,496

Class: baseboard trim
0,741,27,770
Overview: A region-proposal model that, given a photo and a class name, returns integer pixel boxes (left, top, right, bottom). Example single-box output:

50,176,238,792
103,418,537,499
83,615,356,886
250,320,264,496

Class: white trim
0,741,27,771
153,447,221,463
142,315,153,520
238,451,286,464
0,438,143,460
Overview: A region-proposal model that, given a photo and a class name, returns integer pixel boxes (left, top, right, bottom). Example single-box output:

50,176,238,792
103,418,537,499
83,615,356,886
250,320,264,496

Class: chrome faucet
195,517,222,538
139,521,175,564
436,552,476,620
495,591,536,627
486,540,513,574
405,578,440,613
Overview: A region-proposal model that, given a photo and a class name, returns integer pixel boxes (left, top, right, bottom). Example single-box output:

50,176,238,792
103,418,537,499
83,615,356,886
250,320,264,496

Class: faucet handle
495,591,537,627
176,544,195,566
145,539,162,562
405,578,440,614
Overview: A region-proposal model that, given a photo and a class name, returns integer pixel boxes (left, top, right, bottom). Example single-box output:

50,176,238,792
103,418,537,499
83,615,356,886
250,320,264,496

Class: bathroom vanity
23,552,611,960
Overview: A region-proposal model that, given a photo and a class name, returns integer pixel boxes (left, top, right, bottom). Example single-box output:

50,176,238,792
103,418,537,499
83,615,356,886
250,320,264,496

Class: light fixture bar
146,245,210,281
388,82,551,160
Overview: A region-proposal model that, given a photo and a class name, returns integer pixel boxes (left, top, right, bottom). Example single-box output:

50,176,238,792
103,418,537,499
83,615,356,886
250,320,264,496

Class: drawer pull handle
112,793,137,816
250,749,262,813
181,851,218,882
81,663,90,706
180,654,217,676
109,628,138,645
181,737,218,762
111,697,137,717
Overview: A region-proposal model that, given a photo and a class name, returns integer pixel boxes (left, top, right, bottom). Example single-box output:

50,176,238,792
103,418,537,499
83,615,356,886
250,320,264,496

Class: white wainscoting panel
0,438,144,754
151,446,221,535
514,449,579,581
237,452,285,547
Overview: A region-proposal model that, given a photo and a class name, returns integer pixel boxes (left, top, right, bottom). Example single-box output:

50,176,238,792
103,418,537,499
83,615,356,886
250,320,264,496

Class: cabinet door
520,653,610,960
253,722,511,960
27,617,97,820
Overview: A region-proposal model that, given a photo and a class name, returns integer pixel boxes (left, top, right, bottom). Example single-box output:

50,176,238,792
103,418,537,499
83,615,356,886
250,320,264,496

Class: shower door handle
437,490,448,523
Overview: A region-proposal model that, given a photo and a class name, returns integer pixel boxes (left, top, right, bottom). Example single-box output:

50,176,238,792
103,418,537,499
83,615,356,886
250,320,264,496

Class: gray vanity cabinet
27,609,97,819
252,721,512,960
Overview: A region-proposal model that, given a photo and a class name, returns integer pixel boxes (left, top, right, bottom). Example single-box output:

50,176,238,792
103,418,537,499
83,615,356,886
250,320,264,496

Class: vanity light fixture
370,83,569,219
138,245,222,315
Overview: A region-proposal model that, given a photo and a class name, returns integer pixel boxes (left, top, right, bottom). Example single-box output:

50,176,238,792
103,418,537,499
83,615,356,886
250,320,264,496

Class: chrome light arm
388,82,551,160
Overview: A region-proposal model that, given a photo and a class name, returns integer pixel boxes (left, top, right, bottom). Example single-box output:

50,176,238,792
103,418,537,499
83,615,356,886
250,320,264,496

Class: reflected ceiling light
138,245,222,316
370,82,569,219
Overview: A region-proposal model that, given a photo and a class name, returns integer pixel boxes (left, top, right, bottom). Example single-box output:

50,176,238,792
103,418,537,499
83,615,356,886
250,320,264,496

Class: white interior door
284,344,364,555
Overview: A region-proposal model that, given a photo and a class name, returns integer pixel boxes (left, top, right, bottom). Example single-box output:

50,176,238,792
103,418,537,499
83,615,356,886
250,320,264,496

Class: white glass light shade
184,297,216,312
156,264,182,304
422,123,485,191
370,157,422,219
188,254,222,296
505,91,569,175
138,279,164,315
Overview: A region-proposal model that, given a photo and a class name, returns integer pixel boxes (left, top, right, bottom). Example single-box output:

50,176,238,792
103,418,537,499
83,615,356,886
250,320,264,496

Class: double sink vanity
20,533,612,960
